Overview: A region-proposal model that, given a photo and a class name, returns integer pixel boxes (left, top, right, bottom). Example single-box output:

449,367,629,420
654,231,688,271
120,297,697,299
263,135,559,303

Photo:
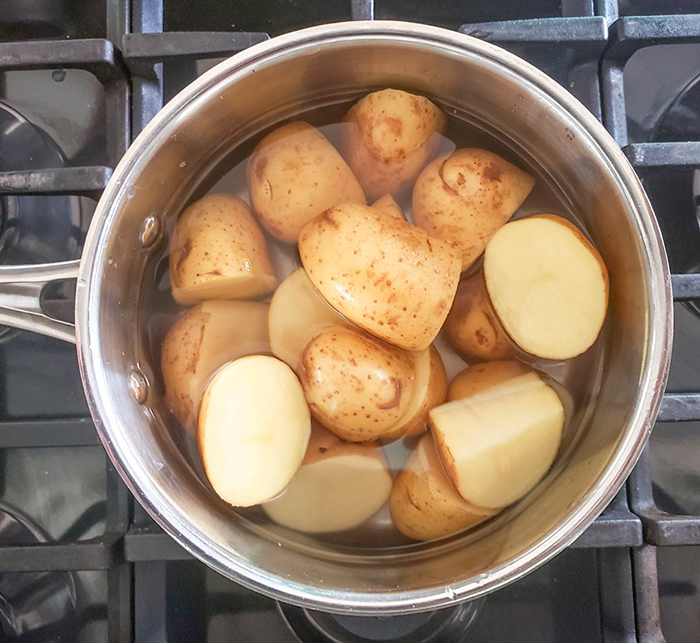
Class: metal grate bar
0,167,112,198
572,488,642,548
624,142,700,168
658,392,700,422
0,536,117,572
124,525,190,562
633,545,666,643
351,0,374,20
459,16,607,42
0,418,100,448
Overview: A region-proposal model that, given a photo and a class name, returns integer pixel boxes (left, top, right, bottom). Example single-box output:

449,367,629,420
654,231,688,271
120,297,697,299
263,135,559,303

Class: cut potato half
401,347,448,439
390,434,497,541
447,360,528,402
484,215,609,360
268,268,348,370
263,423,392,533
161,300,270,433
169,194,277,305
430,372,564,509
198,355,311,507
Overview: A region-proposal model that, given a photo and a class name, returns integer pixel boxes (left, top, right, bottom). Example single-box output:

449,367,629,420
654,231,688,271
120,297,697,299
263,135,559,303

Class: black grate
0,1,699,641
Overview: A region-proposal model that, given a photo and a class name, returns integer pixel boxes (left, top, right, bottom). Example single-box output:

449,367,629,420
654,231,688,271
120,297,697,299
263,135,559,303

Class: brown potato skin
304,420,384,465
413,149,535,270
299,327,416,442
247,122,366,243
444,275,512,361
371,194,404,219
169,194,277,304
299,204,461,351
161,300,270,433
390,434,495,541
342,89,446,202
402,347,448,438
447,360,529,402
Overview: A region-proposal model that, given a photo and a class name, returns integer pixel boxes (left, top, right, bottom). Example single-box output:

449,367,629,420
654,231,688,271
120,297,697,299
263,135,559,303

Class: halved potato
299,326,416,441
199,355,311,507
263,422,392,533
371,194,404,219
447,360,528,402
299,204,461,351
169,194,277,305
413,149,535,270
401,347,448,439
483,214,609,359
444,275,511,361
247,122,366,242
343,89,446,201
390,434,497,541
430,372,564,509
268,268,348,370
161,300,270,433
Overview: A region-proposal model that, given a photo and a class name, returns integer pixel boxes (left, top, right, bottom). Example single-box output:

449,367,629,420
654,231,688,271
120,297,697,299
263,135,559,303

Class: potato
247,122,366,242
268,268,348,370
413,149,535,270
169,194,277,305
447,360,528,402
198,355,310,507
401,346,448,439
430,372,564,509
444,275,512,361
342,89,446,201
484,214,609,359
161,300,270,433
299,204,461,351
371,193,404,219
263,422,392,533
299,326,416,441
390,434,497,541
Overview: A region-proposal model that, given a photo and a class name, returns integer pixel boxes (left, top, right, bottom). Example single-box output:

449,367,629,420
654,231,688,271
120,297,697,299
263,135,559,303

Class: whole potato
169,194,277,305
342,89,446,201
299,203,461,351
413,149,535,270
444,274,512,361
161,300,270,433
371,194,404,220
390,434,496,541
247,122,366,243
447,360,529,402
299,326,416,442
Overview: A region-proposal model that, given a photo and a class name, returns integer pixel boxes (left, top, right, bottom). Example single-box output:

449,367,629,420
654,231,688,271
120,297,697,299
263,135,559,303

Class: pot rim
76,20,673,614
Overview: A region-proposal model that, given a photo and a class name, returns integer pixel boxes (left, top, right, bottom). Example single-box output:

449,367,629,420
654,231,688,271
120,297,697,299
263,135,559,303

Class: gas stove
0,1,699,641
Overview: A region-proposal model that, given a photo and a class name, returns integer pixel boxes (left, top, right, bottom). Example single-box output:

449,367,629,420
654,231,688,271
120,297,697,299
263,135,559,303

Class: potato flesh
268,268,347,370
299,204,461,351
247,122,366,243
198,356,311,507
161,300,270,432
169,194,277,305
444,275,511,361
263,453,392,533
343,89,446,201
430,372,564,509
400,346,448,439
390,434,496,541
413,149,535,270
484,215,609,359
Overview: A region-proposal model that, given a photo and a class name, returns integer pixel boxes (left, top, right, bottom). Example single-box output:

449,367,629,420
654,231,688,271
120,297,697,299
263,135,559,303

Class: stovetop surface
0,1,700,641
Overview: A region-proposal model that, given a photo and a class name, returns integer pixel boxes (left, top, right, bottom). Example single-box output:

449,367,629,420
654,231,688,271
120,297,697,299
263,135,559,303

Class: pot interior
82,24,667,612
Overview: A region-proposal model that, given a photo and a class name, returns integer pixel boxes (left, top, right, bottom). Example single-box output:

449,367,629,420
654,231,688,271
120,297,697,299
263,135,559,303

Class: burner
278,600,481,643
0,502,77,640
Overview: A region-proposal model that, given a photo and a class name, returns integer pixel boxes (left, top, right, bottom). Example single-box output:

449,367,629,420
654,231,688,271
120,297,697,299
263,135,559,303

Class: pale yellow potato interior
263,453,392,533
173,274,278,306
484,216,608,359
198,356,311,507
430,372,564,509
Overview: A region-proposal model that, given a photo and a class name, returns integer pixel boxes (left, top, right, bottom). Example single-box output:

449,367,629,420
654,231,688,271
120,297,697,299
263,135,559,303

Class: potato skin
169,194,277,305
371,194,404,219
390,434,495,541
247,122,366,242
447,360,529,402
402,346,448,439
161,300,270,433
299,203,461,351
299,327,416,442
343,89,446,201
413,149,535,270
444,275,512,361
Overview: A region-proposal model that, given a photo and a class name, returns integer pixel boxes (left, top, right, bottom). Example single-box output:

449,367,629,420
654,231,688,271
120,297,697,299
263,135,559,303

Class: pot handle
0,260,80,344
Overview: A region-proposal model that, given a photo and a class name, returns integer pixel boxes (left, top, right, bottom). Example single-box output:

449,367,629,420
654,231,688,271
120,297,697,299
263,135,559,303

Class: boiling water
143,100,607,550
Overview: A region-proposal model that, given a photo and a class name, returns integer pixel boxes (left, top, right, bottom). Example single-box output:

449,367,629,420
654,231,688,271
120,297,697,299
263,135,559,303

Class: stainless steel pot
0,22,672,614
